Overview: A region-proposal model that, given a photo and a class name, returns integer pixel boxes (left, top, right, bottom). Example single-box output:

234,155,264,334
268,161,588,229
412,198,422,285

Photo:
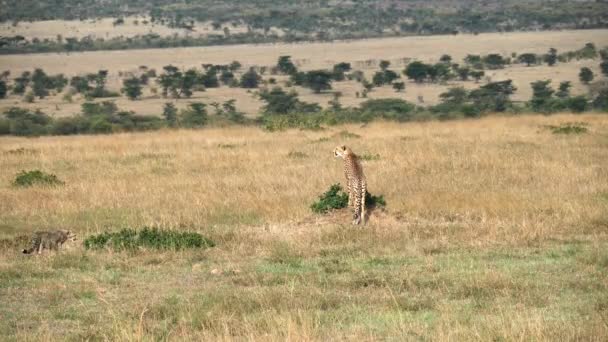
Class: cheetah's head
62,230,78,242
333,145,352,159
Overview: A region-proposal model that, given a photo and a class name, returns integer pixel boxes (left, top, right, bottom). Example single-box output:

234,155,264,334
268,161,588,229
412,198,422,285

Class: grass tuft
83,227,215,251
12,170,64,187
545,122,588,134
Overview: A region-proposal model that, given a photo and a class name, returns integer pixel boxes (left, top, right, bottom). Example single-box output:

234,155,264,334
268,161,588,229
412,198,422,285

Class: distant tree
157,65,195,98
70,76,91,94
180,69,198,98
303,70,333,93
379,60,391,70
240,68,262,88
432,63,452,82
544,48,557,66
362,79,374,92
259,87,320,114
483,54,507,69
31,68,50,99
199,68,220,88
220,70,235,85
470,70,485,83
518,53,537,66
392,81,405,92
556,81,571,98
259,87,300,114
332,62,351,81
457,67,470,81
600,60,608,78
440,54,452,64
529,80,555,111
372,69,399,86
0,80,6,99
277,56,297,75
579,67,594,84
121,77,143,100
469,79,516,112
162,102,178,127
13,72,31,95
404,61,429,82
88,70,108,97
464,54,483,69
229,61,242,72
439,86,468,105
181,102,207,127
333,62,351,73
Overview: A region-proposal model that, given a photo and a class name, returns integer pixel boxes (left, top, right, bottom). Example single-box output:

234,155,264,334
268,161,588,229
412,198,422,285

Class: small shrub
13,170,64,187
83,227,215,251
333,130,360,139
311,184,349,213
311,183,387,213
287,151,308,158
546,123,588,135
359,153,380,161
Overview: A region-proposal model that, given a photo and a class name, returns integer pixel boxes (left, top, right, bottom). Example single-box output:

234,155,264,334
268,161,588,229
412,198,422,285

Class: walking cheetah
334,145,367,225
22,230,77,254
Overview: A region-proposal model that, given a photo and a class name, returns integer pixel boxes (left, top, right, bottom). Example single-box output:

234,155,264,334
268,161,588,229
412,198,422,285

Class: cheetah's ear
340,145,346,150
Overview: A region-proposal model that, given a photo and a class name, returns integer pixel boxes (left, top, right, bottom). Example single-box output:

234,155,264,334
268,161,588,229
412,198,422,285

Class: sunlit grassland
1,113,607,340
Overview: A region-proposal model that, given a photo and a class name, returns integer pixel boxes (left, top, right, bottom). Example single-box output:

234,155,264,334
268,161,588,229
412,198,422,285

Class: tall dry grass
1,114,608,340
1,114,606,244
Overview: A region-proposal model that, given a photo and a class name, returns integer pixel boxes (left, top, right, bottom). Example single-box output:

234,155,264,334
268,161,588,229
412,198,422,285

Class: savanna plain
1,113,607,340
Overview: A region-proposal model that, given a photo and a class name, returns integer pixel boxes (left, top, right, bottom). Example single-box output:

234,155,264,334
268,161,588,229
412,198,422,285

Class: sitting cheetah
334,145,367,225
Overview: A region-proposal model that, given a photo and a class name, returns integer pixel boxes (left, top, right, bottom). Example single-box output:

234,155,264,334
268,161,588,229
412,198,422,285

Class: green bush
311,184,349,213
13,170,64,187
83,227,215,251
311,183,387,214
365,192,387,209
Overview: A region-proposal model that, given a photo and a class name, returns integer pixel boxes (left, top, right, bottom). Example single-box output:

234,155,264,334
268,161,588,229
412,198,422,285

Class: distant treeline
2,0,608,54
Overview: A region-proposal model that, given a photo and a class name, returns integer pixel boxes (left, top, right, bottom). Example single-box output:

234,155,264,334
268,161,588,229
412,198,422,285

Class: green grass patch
545,122,588,135
359,153,381,161
333,130,361,139
83,227,215,252
12,170,64,187
287,151,308,159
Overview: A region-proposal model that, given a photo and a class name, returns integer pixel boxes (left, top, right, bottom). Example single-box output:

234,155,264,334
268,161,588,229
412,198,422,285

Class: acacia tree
544,48,557,66
579,67,594,84
518,53,537,66
304,70,333,93
555,81,571,98
392,81,405,92
600,60,608,77
121,77,143,100
240,68,262,88
0,80,6,98
404,61,429,82
162,102,178,127
277,56,297,75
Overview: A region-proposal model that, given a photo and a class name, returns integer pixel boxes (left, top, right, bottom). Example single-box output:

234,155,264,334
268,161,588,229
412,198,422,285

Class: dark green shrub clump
311,184,349,213
311,183,386,214
83,227,215,251
13,170,64,187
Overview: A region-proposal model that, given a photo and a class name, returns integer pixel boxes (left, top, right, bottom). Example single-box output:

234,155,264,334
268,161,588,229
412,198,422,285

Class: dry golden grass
1,114,607,340
1,29,607,116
